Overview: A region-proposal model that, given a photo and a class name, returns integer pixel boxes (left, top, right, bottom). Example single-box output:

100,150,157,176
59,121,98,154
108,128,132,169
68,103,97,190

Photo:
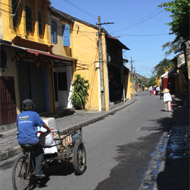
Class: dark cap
22,99,35,107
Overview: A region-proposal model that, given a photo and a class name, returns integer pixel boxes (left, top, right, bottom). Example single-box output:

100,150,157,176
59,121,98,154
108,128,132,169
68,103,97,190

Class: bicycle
12,127,87,189
12,144,37,190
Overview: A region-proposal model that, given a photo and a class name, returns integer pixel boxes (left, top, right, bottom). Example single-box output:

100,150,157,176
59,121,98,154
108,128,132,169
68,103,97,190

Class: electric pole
97,16,114,111
97,16,105,111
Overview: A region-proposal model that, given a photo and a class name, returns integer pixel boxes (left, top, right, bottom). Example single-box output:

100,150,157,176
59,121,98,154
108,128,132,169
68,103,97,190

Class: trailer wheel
73,141,86,175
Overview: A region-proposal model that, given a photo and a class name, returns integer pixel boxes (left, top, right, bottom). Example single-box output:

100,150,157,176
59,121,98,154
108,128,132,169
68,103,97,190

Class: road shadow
155,96,189,190
94,133,162,190
44,160,74,176
27,161,75,189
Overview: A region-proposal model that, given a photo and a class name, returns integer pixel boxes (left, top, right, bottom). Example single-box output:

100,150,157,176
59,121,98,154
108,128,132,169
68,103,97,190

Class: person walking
149,86,153,96
17,99,51,178
156,86,160,95
163,88,172,112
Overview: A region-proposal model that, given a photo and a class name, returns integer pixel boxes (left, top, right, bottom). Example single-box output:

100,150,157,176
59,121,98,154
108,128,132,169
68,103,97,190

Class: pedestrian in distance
153,86,156,96
149,86,153,96
156,86,160,95
163,88,172,112
17,99,51,178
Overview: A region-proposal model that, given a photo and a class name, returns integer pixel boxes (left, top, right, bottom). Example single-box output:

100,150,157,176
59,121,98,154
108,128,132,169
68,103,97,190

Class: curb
0,98,136,162
60,98,136,135
138,132,169,190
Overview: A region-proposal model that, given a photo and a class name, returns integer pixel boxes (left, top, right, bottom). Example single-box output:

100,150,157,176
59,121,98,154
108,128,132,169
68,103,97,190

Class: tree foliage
159,0,190,54
162,37,184,55
159,0,189,41
147,76,157,87
70,74,89,110
153,58,173,78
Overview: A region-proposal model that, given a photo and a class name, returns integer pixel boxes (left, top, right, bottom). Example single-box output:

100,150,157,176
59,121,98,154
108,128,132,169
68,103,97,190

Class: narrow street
0,92,175,190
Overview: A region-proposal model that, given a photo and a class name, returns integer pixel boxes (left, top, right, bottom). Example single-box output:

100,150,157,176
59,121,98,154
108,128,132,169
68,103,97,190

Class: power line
1,7,170,39
12,0,21,16
111,33,169,37
63,0,97,21
112,9,164,33
0,6,170,38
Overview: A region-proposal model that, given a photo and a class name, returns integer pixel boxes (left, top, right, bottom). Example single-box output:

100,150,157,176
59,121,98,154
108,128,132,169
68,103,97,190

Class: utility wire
63,0,97,21
114,33,169,37
1,7,170,38
12,0,21,16
113,9,164,33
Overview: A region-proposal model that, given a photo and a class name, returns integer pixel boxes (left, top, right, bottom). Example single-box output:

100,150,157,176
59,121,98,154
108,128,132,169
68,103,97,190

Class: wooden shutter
12,0,18,27
0,77,17,125
25,6,32,32
38,12,42,35
51,20,57,44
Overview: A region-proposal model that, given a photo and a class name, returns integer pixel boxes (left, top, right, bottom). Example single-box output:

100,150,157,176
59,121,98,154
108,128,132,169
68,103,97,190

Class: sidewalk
0,98,136,162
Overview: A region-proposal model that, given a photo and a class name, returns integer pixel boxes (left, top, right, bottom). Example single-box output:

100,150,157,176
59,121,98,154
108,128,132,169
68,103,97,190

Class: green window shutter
38,12,42,35
62,24,70,46
12,0,18,27
25,6,32,32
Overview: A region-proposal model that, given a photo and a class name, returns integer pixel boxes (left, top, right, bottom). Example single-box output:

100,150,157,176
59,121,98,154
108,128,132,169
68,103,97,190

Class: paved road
0,91,172,190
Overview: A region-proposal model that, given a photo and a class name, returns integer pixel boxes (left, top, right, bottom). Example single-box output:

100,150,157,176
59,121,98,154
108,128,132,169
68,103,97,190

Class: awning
0,40,76,65
26,49,74,62
161,68,176,78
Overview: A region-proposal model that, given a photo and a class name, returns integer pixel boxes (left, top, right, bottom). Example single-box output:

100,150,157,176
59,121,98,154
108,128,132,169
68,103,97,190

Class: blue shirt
17,111,44,145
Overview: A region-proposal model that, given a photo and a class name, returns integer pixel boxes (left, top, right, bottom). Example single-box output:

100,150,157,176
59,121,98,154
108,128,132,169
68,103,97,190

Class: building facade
0,1,131,125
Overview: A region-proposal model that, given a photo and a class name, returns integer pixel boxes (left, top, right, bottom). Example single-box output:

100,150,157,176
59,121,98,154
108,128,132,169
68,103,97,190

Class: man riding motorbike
17,99,51,178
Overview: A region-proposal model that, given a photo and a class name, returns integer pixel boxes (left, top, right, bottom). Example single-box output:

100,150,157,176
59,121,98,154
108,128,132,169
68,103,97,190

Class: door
18,62,46,113
0,77,17,125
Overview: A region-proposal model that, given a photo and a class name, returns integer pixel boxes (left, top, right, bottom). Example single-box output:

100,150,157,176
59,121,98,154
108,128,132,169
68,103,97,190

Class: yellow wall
125,71,131,100
50,14,71,57
1,0,50,45
156,77,161,87
0,0,51,114
71,21,109,111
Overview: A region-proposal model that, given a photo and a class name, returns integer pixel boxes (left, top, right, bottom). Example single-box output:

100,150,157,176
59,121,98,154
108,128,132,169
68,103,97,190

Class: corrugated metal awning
161,68,176,78
26,49,74,62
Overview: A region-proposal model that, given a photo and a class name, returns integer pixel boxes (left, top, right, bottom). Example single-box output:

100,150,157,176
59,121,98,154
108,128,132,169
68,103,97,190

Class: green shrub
70,74,89,110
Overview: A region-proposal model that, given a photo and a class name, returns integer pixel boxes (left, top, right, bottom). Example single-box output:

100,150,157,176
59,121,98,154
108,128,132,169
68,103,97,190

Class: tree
70,74,89,110
153,58,174,78
159,0,190,54
147,76,157,87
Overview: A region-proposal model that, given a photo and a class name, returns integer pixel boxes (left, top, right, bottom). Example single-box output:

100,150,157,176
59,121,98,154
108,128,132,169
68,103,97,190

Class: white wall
53,65,72,109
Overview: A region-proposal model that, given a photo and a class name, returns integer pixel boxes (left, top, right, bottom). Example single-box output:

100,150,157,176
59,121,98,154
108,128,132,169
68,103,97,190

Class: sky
50,0,176,78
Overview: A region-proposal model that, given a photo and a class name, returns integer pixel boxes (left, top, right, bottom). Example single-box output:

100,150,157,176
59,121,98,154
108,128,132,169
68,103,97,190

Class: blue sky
50,0,176,78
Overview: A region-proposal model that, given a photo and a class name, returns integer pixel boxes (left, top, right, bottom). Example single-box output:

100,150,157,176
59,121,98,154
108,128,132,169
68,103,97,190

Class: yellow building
48,7,131,112
48,7,76,110
0,0,74,125
0,1,131,125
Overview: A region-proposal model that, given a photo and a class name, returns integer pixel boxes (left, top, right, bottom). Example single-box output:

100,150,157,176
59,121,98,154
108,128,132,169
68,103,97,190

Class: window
12,0,18,27
58,72,67,91
62,24,70,46
25,6,32,32
38,12,42,35
51,20,57,44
